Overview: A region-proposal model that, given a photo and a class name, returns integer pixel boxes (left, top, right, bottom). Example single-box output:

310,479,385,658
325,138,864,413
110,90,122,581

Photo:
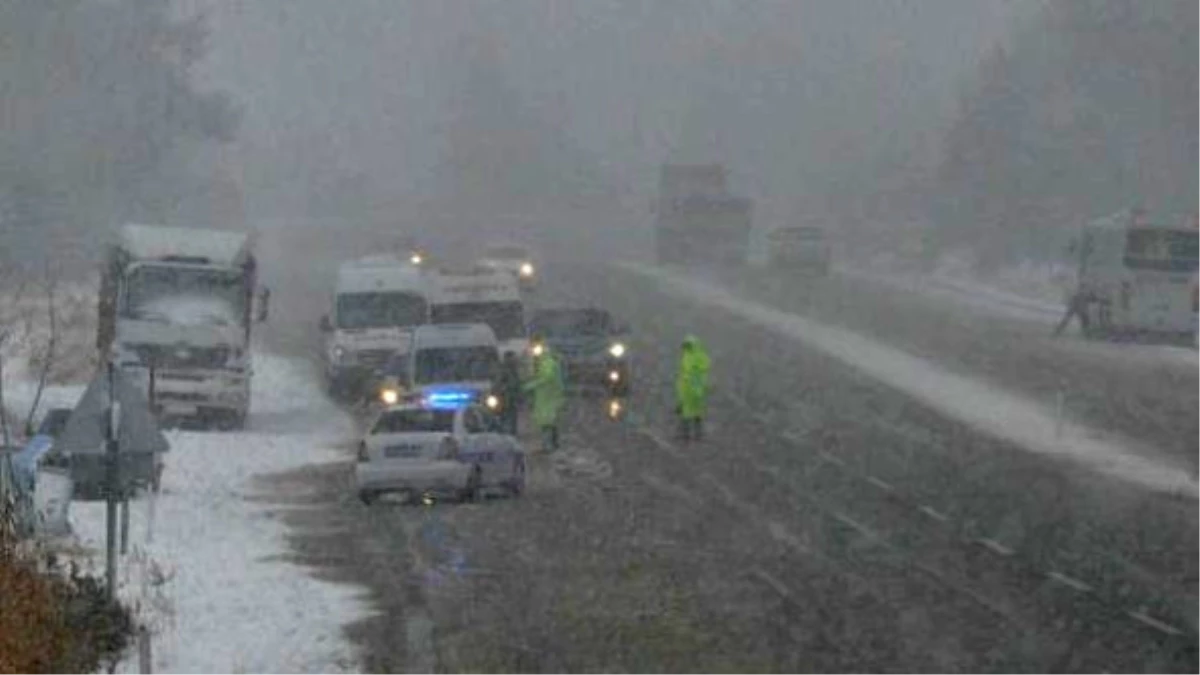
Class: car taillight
356,442,369,462
438,436,459,460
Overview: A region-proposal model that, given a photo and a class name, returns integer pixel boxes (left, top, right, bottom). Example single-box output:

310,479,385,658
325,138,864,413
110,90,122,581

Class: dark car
528,308,631,395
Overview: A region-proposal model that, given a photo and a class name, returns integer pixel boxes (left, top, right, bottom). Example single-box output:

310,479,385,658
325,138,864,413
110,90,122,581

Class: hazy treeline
0,0,238,273
925,0,1197,268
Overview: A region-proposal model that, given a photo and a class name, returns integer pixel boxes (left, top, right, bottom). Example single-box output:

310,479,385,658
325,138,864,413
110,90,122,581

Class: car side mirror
257,287,270,322
319,315,332,332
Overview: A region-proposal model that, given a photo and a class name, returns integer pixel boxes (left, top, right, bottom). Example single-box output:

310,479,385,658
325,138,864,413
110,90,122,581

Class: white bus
427,268,529,359
1070,211,1198,339
321,256,431,398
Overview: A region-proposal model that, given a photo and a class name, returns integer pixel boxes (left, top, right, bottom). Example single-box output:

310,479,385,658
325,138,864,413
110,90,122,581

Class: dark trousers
677,417,704,441
540,425,560,452
1054,294,1090,337
500,406,519,436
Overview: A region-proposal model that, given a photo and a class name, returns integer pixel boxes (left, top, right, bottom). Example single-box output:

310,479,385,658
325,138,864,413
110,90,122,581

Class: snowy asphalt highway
262,255,1198,672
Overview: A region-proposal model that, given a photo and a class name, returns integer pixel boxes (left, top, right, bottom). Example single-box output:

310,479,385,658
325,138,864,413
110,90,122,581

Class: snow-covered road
62,353,367,673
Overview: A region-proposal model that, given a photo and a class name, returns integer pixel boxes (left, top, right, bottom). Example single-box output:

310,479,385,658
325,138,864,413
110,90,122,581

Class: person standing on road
525,339,565,452
675,334,710,441
495,351,523,435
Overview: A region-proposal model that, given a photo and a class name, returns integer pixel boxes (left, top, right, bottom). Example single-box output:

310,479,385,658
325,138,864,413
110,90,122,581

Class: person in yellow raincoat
525,339,565,452
675,334,710,440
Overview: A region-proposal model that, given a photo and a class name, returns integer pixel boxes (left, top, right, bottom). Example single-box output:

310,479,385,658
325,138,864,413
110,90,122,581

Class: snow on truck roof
119,223,254,266
336,258,426,294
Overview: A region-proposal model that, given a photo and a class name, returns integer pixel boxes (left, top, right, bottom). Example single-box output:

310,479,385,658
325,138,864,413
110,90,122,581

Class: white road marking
975,538,1015,557
918,505,950,523
817,451,846,467
1127,610,1182,636
866,476,896,493
621,263,1198,499
750,568,793,598
1046,571,1093,593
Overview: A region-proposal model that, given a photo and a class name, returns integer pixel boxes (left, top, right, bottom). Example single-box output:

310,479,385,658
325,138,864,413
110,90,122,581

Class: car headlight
410,253,424,265
531,342,545,357
380,389,399,405
608,342,626,358
485,394,500,410
519,262,535,278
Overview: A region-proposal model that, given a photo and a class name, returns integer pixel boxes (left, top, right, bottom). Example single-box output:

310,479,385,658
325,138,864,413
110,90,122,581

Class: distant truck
654,164,753,267
766,225,832,276
321,255,431,400
97,224,267,430
427,267,529,360
1066,210,1198,340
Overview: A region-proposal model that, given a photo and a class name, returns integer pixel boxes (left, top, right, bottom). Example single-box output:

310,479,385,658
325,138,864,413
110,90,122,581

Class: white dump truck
97,224,267,430
321,255,432,400
427,267,529,360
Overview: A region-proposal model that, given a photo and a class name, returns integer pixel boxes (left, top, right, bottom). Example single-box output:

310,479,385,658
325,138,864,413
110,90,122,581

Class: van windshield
1124,230,1199,273
337,292,428,329
414,346,498,385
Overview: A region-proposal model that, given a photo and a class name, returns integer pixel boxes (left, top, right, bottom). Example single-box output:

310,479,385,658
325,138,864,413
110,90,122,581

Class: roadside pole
146,364,158,544
105,361,121,599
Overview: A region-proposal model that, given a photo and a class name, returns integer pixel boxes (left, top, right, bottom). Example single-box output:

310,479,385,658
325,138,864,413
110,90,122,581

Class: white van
321,256,430,398
1070,211,1198,339
374,324,502,410
427,268,529,359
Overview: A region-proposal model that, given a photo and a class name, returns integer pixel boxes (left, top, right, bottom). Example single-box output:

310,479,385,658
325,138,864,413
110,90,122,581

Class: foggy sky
179,0,1034,224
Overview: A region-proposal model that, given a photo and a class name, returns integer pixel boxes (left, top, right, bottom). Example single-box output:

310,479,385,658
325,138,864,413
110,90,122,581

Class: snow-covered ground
7,353,368,673
623,262,1199,500
838,250,1067,323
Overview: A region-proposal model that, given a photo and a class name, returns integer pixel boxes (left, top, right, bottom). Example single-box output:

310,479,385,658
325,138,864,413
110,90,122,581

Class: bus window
1124,230,1199,273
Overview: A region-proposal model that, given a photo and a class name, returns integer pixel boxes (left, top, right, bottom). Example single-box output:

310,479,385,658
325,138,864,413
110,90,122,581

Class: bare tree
23,265,58,437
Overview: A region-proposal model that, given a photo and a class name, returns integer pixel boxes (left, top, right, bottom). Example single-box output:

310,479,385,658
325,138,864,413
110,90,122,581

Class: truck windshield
1124,230,1199,273
414,347,498,385
123,265,245,325
336,292,428,329
530,310,611,338
431,302,526,340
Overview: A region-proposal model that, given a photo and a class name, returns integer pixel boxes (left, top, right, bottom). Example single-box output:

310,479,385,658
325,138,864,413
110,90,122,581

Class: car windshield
371,409,455,434
1124,229,1199,272
530,310,612,338
431,302,525,340
123,265,245,325
413,346,498,385
336,292,428,329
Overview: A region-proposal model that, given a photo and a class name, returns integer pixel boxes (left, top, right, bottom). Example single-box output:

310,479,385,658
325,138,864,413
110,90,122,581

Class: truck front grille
131,344,230,369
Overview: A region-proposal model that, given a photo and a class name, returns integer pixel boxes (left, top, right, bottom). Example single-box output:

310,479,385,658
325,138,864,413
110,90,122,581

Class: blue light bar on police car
423,389,477,409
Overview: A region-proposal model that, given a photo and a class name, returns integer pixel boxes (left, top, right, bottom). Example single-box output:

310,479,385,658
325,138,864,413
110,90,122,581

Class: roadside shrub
0,506,133,673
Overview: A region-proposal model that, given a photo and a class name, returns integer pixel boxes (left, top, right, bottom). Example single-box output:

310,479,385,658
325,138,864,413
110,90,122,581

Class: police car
354,400,526,505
